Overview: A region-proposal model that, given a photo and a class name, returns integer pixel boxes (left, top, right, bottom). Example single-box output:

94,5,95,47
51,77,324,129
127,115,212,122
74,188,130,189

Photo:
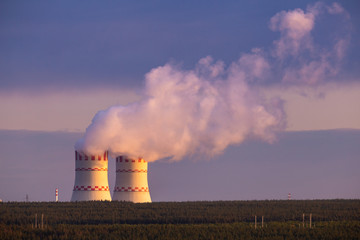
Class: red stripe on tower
75,167,108,171
73,185,110,191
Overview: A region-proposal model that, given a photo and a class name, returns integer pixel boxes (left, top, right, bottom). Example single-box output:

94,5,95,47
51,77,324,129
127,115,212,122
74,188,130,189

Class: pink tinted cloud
270,2,351,85
76,56,284,162
282,58,332,85
75,2,353,162
270,8,315,58
327,2,347,16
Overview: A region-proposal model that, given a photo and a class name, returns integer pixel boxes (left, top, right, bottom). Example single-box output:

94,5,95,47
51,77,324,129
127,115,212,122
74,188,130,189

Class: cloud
326,2,348,16
230,48,270,82
282,57,332,85
75,2,354,162
76,57,285,162
269,2,351,85
270,8,315,58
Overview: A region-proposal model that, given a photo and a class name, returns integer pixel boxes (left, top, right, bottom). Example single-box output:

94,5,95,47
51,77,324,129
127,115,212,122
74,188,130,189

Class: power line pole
303,213,305,228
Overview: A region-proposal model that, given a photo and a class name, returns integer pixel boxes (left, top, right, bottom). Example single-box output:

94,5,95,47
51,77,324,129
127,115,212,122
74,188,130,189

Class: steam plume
270,2,351,84
75,57,285,161
75,2,350,162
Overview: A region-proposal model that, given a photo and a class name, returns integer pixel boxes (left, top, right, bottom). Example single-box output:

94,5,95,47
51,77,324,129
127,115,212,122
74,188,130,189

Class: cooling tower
113,156,152,203
71,151,112,201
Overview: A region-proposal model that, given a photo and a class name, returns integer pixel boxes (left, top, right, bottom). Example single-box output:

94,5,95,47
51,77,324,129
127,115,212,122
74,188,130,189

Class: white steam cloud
270,2,351,84
76,56,285,161
75,2,351,162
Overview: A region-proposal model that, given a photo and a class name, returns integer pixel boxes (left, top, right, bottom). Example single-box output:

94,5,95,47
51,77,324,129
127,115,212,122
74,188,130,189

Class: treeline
1,221,359,240
1,200,359,225
1,200,359,239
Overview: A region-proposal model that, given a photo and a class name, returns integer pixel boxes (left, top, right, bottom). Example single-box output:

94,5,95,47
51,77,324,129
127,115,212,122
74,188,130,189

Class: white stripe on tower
112,156,152,203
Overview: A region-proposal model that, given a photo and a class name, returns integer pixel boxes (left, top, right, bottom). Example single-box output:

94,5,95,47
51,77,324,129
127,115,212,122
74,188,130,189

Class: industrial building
113,156,152,203
71,152,151,202
71,151,112,201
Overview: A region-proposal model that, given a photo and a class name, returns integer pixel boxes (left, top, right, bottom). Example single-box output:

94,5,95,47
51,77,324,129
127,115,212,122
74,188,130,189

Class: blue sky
0,0,359,201
1,0,359,90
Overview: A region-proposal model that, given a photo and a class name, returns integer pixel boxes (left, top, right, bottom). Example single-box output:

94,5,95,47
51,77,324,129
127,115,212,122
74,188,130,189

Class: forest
1,200,359,239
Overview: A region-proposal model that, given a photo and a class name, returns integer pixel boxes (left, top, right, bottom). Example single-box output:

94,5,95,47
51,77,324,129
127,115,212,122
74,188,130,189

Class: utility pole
41,214,44,229
309,213,312,229
262,216,264,228
255,215,257,229
35,214,37,228
303,213,305,228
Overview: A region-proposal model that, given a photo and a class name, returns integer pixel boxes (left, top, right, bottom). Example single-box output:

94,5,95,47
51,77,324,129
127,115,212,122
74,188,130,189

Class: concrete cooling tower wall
71,151,112,201
112,156,152,203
